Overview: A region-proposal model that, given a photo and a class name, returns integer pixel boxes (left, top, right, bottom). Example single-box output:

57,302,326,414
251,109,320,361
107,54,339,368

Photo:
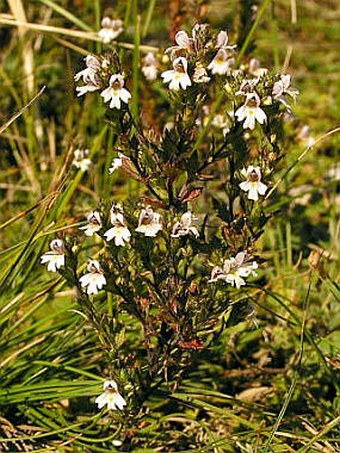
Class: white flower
79,211,102,236
76,80,101,97
165,30,193,58
298,125,310,141
109,152,128,173
209,252,258,289
239,165,267,201
208,49,234,75
161,57,192,91
104,210,131,246
216,30,237,51
135,207,162,237
288,184,313,207
72,149,92,172
74,55,101,83
142,65,158,82
171,211,199,238
101,74,131,109
174,30,192,47
235,93,267,130
174,30,192,49
99,17,123,43
272,74,299,110
110,19,123,38
95,380,126,411
142,52,158,81
248,58,268,77
210,30,237,75
223,254,258,289
165,25,211,59
40,239,65,273
79,260,106,295
272,74,294,98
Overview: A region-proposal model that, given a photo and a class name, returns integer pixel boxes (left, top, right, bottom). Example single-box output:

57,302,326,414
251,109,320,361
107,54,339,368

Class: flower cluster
74,55,131,110
160,27,236,91
41,206,203,294
153,24,298,148
75,23,298,133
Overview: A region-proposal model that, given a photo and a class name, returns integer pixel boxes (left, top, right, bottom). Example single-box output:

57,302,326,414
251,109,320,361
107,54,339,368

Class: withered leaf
121,158,143,181
198,173,215,181
178,338,204,350
140,196,166,208
180,187,203,203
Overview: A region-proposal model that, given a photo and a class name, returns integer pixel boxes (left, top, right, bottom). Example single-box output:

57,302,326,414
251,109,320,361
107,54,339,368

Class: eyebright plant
41,23,299,435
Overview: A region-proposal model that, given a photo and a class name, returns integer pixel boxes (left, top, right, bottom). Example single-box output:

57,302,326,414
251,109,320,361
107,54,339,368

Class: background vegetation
0,0,339,451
